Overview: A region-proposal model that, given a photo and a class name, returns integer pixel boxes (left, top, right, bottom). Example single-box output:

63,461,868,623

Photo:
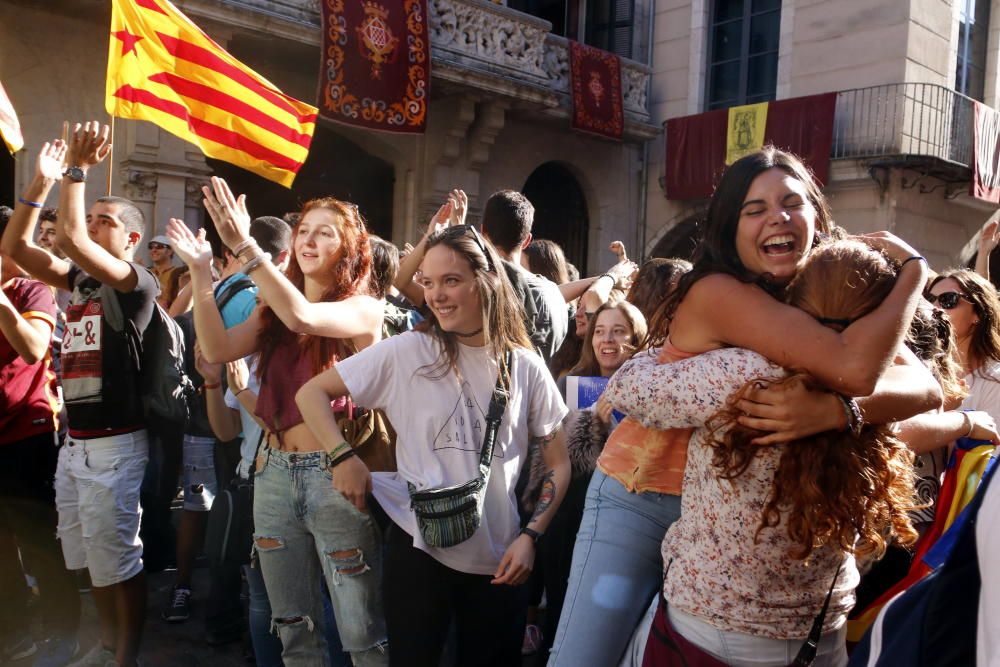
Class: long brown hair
928,269,1000,374
415,225,533,378
256,197,372,378
709,240,918,560
644,146,836,349
570,300,647,377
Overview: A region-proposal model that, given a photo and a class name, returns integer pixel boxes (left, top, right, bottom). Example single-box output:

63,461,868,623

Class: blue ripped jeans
253,448,388,667
548,470,682,666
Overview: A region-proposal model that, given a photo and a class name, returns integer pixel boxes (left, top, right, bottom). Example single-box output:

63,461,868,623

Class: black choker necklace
454,327,484,338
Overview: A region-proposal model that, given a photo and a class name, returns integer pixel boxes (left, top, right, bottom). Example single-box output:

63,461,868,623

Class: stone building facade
0,0,657,272
645,0,1000,270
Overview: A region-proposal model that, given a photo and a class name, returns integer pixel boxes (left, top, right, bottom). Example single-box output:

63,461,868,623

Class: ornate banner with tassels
317,0,429,134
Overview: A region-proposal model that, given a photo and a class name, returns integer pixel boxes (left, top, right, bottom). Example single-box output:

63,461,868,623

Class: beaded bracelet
231,238,257,257
18,197,43,209
243,252,271,274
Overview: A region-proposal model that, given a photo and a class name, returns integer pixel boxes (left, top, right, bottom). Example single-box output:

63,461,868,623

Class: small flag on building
106,0,317,187
0,81,24,154
725,102,768,164
569,42,624,141
317,0,429,134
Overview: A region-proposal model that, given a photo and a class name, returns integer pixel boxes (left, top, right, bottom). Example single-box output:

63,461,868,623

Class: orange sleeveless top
595,340,696,495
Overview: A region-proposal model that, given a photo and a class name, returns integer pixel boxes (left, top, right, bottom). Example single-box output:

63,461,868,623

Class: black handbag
204,432,263,565
408,352,511,548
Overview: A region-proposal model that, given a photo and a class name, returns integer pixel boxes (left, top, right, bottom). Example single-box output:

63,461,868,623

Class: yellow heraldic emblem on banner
726,102,768,165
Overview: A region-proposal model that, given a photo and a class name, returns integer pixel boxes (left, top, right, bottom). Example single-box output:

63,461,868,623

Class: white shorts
182,434,217,512
55,430,148,587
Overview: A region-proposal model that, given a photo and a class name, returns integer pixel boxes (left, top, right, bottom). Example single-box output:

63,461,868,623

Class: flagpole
106,116,115,196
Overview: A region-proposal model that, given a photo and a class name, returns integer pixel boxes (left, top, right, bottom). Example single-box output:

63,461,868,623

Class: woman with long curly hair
166,177,388,666
608,240,919,665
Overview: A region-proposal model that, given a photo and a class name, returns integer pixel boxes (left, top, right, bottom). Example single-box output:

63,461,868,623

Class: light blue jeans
548,470,682,666
253,448,388,667
669,605,849,667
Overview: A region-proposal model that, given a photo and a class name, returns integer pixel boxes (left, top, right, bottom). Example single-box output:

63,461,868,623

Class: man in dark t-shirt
1,125,154,667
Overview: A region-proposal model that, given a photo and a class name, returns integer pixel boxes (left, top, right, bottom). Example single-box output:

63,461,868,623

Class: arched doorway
650,213,702,260
207,124,394,240
522,162,589,271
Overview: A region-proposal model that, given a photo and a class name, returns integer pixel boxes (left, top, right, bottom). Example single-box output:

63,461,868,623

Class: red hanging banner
972,100,1000,204
664,92,837,200
569,41,624,141
318,0,429,134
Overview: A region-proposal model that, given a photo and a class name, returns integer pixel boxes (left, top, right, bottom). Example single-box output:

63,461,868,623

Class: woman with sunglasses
927,270,1000,423
549,147,941,666
297,224,571,666
166,177,389,667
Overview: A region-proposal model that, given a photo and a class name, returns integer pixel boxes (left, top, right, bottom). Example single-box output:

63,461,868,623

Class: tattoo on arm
532,427,560,451
531,470,556,523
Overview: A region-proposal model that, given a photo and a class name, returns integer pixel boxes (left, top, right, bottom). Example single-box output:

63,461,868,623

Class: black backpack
100,284,194,426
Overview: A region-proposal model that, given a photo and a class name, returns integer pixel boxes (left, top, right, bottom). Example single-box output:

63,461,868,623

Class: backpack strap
98,283,126,333
215,275,255,312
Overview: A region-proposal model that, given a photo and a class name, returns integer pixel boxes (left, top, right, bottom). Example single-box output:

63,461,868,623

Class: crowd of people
0,120,998,667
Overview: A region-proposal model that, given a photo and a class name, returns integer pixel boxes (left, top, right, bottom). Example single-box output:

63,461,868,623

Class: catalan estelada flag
0,81,24,154
106,0,317,187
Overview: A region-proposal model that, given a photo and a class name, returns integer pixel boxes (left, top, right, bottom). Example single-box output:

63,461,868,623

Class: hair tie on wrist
202,382,221,390
18,197,43,209
900,256,926,269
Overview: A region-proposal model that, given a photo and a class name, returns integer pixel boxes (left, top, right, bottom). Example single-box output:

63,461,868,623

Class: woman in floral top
609,240,920,666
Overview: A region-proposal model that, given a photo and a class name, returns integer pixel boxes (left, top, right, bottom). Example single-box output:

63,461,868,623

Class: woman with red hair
167,177,388,666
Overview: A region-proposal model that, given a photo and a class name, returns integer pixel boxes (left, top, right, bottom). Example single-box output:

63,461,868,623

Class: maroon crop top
255,334,348,439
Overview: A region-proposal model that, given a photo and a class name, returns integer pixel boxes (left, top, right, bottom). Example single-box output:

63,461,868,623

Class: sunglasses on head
148,242,168,250
439,224,495,273
926,291,968,310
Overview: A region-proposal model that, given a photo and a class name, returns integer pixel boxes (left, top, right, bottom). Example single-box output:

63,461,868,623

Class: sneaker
3,636,38,661
33,637,79,667
65,643,114,667
521,624,543,656
161,586,191,622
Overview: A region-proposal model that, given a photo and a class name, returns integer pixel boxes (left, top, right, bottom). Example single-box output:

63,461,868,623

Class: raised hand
446,189,468,227
980,219,1000,256
202,176,251,250
166,218,213,269
66,121,112,170
609,240,627,263
36,140,67,181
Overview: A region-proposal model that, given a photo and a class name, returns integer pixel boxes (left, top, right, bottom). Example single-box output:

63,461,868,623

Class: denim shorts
55,430,148,587
182,434,217,512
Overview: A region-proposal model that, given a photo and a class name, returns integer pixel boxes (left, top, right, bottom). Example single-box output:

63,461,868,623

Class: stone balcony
189,0,654,136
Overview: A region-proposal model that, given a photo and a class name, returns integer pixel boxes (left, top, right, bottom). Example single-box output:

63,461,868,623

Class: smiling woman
295,223,572,666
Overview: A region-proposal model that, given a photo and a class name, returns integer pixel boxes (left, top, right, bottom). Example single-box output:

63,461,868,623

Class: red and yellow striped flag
106,0,317,187
0,81,24,154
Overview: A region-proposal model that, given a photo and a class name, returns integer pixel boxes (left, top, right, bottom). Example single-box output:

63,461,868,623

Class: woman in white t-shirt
297,224,571,666
927,269,1000,422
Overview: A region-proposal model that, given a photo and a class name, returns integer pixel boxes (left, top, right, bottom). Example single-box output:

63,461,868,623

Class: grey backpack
99,284,194,426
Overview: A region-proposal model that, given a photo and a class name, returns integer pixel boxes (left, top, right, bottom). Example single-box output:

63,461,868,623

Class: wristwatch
520,527,542,544
64,166,86,183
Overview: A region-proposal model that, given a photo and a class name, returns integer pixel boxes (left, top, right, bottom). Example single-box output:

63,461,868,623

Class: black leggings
383,522,525,667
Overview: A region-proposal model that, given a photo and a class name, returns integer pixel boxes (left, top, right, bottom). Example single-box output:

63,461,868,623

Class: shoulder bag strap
477,350,513,478
791,562,843,666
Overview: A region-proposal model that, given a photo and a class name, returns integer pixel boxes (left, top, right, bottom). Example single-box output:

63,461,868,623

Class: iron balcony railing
831,82,976,168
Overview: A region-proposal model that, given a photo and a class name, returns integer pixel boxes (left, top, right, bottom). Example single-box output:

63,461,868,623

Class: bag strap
477,350,512,477
215,275,255,312
791,562,843,666
98,283,126,332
